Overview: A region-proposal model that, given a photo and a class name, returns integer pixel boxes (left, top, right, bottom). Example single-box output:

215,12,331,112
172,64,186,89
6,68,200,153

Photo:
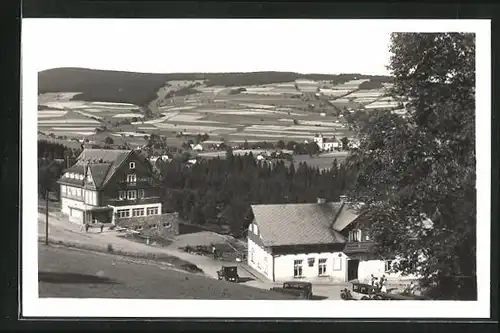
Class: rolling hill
38,67,392,106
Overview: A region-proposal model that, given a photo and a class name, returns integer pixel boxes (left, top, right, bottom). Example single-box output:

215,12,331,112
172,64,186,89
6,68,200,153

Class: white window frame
349,228,361,242
293,260,303,278
127,190,137,200
132,208,144,217
138,189,145,198
119,190,126,200
129,162,136,170
127,174,137,183
117,209,130,218
318,258,327,276
146,207,159,215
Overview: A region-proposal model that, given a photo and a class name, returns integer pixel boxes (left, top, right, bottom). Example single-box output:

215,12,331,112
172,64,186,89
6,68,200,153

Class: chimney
317,197,326,204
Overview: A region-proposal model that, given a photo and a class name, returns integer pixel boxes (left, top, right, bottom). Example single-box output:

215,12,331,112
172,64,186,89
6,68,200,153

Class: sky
24,19,394,75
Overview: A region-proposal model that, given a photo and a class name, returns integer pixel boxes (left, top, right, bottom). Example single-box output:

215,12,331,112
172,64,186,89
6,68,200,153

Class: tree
346,33,476,300
276,140,286,150
306,142,319,157
243,140,249,150
104,136,114,145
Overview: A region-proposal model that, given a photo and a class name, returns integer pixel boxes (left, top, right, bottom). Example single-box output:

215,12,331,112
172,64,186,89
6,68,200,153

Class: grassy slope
39,67,392,107
39,245,293,300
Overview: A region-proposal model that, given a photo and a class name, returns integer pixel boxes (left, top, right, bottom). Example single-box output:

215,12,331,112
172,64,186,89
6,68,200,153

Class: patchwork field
38,70,395,149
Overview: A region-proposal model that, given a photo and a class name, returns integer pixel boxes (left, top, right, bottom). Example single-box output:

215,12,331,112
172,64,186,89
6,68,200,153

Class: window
119,191,126,200
385,260,392,273
117,209,130,218
318,258,327,276
138,189,145,198
132,208,144,217
76,188,81,197
147,207,159,215
127,190,137,200
364,233,370,241
127,174,137,183
61,185,67,195
348,228,361,242
129,162,136,169
64,172,69,178
163,222,171,228
293,260,303,278
307,258,315,267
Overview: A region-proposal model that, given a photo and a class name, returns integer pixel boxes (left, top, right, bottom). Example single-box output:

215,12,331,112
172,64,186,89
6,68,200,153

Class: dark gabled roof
88,163,112,188
58,148,157,189
251,202,360,247
58,149,131,189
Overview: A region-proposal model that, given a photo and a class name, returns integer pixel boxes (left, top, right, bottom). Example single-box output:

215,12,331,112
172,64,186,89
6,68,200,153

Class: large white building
247,199,411,283
313,134,340,151
57,149,162,225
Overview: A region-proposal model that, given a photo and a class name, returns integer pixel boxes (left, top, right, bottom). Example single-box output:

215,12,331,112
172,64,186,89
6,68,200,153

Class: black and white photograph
22,19,491,318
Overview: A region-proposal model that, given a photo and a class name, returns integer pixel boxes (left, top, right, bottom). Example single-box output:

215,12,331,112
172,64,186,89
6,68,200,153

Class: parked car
270,281,313,299
340,282,379,300
371,292,429,301
217,265,239,282
341,282,429,301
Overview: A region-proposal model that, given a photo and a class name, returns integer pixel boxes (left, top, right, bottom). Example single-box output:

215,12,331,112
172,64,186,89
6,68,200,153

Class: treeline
157,152,354,236
39,67,392,106
38,140,82,160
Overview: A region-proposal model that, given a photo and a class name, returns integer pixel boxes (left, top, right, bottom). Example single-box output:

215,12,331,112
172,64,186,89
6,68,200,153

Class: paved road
39,245,295,300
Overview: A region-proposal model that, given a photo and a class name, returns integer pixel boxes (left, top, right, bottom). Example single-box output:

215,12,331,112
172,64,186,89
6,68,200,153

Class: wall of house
101,152,161,206
273,251,348,282
60,197,88,224
247,238,273,281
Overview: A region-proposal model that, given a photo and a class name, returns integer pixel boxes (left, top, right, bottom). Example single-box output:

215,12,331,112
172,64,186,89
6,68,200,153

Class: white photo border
21,18,491,319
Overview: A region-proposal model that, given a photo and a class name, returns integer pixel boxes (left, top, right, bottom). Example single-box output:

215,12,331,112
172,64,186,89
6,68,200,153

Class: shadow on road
310,294,329,300
38,271,120,285
237,277,255,283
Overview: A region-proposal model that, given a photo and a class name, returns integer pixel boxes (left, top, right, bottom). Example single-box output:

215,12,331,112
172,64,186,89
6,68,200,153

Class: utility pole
45,189,49,245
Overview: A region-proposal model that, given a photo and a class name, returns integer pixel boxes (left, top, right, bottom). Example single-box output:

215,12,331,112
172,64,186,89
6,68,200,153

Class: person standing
85,223,89,233
100,224,104,233
379,275,387,293
370,274,377,287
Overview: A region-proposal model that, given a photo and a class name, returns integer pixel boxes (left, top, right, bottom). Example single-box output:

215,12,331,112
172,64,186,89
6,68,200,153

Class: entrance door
347,259,360,281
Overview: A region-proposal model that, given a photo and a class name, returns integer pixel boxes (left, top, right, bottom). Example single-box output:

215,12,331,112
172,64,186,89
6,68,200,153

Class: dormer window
348,229,362,242
129,162,136,170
